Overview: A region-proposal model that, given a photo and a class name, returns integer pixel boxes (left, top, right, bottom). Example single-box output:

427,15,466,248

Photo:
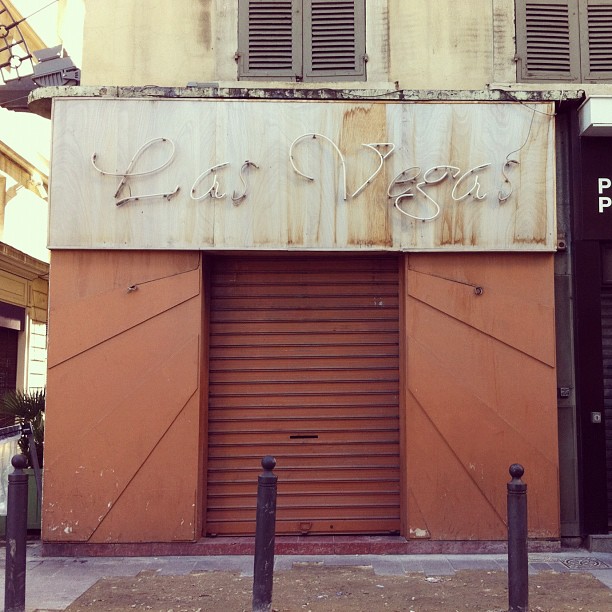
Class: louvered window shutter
516,0,581,81
580,0,612,80
238,0,302,79
303,0,366,80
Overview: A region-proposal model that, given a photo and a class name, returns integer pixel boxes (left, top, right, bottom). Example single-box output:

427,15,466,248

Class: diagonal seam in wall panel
406,268,555,367
44,332,200,541
89,388,199,542
407,345,558,534
406,386,507,531
407,327,558,464
48,268,200,367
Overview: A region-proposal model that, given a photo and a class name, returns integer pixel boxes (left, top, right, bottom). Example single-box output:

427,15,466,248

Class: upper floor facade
70,0,612,95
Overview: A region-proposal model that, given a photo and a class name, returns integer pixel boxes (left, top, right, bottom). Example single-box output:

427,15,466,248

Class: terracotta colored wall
403,252,559,540
43,249,558,544
43,250,203,543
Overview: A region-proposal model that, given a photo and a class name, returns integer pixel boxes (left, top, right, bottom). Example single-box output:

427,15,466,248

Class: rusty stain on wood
341,104,392,247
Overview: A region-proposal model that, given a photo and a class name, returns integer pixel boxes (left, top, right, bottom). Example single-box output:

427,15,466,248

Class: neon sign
91,133,519,222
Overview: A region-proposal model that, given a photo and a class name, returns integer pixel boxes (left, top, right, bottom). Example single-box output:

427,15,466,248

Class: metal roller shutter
206,255,400,536
601,291,612,528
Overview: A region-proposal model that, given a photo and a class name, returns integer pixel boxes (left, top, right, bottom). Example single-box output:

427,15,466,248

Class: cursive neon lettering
351,143,395,198
232,161,259,205
451,163,491,202
190,162,230,201
289,133,348,200
92,137,178,206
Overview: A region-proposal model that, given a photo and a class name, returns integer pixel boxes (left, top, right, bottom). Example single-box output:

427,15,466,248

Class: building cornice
0,241,48,281
29,85,586,119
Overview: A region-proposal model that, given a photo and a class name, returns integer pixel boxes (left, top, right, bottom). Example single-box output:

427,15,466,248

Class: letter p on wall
598,178,612,213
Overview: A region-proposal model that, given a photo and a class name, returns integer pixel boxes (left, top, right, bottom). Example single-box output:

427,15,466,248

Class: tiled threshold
41,536,561,557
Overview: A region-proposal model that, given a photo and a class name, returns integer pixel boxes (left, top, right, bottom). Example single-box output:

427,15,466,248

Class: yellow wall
390,1,493,90
82,0,216,87
80,0,512,90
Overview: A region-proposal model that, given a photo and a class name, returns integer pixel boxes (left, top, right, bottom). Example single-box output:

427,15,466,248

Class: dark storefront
574,131,612,534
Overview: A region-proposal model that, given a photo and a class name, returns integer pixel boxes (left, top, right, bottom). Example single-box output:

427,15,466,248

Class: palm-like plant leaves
0,388,45,466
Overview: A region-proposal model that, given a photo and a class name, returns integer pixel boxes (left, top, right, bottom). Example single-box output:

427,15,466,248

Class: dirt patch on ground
64,565,612,611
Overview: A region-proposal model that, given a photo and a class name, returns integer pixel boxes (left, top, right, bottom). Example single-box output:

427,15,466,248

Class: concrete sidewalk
1,543,612,611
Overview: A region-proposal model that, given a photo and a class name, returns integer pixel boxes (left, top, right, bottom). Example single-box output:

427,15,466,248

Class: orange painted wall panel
403,253,559,540
43,248,558,544
43,251,203,543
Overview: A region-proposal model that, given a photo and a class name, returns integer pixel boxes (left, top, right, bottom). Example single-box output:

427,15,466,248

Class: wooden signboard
49,99,556,251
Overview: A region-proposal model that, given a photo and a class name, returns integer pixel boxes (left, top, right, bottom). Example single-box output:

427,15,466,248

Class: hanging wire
9,0,59,26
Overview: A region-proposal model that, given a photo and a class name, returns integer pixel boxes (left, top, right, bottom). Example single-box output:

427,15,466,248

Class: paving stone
530,562,553,572
400,558,425,573
547,562,571,573
324,555,376,568
592,569,612,588
370,558,406,576
192,554,252,576
420,558,455,576
156,559,199,575
448,557,501,571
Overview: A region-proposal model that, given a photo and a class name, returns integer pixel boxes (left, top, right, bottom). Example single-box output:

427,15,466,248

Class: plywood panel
406,253,556,366
43,251,203,543
403,253,559,540
49,99,556,251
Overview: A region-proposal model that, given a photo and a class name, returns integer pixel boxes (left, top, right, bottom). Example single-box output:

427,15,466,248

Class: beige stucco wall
390,0,501,89
81,0,216,87
80,0,516,90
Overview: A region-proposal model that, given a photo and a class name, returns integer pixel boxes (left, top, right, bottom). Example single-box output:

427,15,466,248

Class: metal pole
252,456,278,612
507,463,528,612
4,453,29,612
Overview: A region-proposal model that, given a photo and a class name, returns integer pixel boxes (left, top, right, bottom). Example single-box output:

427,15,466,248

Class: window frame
516,0,612,83
237,0,367,82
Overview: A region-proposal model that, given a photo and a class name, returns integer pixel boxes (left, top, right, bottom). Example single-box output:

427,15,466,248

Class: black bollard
4,453,29,612
252,456,278,612
507,463,528,612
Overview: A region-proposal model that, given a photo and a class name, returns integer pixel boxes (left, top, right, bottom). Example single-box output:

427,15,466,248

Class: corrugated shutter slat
238,0,365,81
600,291,612,528
517,0,612,81
206,256,400,536
238,0,299,77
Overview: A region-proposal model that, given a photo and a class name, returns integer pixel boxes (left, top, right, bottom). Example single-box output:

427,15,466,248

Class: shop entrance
205,255,401,536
